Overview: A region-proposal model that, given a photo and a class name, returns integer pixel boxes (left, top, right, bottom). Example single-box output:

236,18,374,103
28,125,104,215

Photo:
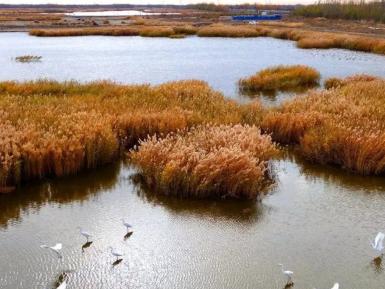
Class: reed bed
139,27,175,37
258,21,304,28
29,24,385,55
130,124,278,199
173,25,198,35
324,74,380,89
239,65,320,93
197,24,263,37
0,80,254,191
262,78,385,175
15,55,42,63
29,27,140,37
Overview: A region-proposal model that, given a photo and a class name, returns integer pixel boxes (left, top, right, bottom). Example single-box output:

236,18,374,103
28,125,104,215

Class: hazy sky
0,0,315,5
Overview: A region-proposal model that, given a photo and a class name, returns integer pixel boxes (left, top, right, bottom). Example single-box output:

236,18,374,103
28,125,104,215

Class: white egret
278,263,294,284
57,279,67,289
77,227,92,242
40,243,62,258
370,232,385,254
121,219,133,232
108,246,124,260
331,283,339,289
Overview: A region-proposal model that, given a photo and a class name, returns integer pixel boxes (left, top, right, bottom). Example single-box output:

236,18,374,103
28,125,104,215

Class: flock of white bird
39,229,385,289
40,219,133,289
279,231,384,289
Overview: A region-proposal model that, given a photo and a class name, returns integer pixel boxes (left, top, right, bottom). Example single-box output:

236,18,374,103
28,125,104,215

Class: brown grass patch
0,80,256,191
130,124,278,199
239,65,320,93
139,27,175,37
29,27,140,37
197,24,262,37
262,78,385,175
173,25,198,35
324,74,380,89
28,24,385,55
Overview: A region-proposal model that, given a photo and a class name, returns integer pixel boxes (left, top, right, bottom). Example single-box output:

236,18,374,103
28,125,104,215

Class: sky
0,0,315,5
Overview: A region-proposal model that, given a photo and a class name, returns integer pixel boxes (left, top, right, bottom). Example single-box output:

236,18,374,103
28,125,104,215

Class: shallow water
1,33,385,289
1,157,385,289
0,32,384,103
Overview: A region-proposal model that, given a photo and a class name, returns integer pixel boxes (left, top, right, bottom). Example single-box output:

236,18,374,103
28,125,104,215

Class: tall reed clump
0,80,253,191
29,27,140,37
324,74,379,89
262,77,385,175
239,65,320,93
130,124,278,199
197,24,263,37
29,24,385,55
139,27,175,37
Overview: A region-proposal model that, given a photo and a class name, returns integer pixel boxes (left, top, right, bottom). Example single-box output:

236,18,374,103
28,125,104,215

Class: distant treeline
293,1,385,23
0,3,294,14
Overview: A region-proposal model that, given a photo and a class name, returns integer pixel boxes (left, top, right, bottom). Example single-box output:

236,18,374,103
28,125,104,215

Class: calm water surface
0,33,385,289
0,33,385,102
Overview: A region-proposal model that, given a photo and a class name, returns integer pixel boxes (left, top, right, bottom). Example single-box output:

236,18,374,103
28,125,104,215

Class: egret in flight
278,263,293,284
370,232,385,255
40,243,62,258
108,246,124,261
77,227,92,242
121,219,133,232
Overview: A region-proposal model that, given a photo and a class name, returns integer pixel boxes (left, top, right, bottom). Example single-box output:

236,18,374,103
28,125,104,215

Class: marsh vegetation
15,55,42,63
130,125,277,199
28,23,385,56
262,77,385,175
0,80,262,194
239,65,320,94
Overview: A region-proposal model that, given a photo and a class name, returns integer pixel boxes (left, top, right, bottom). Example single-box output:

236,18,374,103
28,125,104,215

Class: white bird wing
374,232,385,249
57,280,67,289
331,283,339,289
285,270,294,275
52,243,62,251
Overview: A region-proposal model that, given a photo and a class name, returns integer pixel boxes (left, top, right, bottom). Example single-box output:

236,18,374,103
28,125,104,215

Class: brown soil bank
262,77,385,175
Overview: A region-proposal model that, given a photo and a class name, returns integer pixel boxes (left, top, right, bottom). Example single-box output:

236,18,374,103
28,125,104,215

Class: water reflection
371,256,384,274
124,231,133,241
238,85,319,106
81,241,93,253
282,149,385,192
0,163,121,229
132,174,267,224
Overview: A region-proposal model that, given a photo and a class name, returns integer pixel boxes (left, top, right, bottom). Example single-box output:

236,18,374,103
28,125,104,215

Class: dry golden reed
130,124,278,199
29,27,141,37
324,74,379,89
0,80,257,190
239,65,320,93
139,27,175,37
29,23,385,55
197,24,262,37
262,77,385,175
